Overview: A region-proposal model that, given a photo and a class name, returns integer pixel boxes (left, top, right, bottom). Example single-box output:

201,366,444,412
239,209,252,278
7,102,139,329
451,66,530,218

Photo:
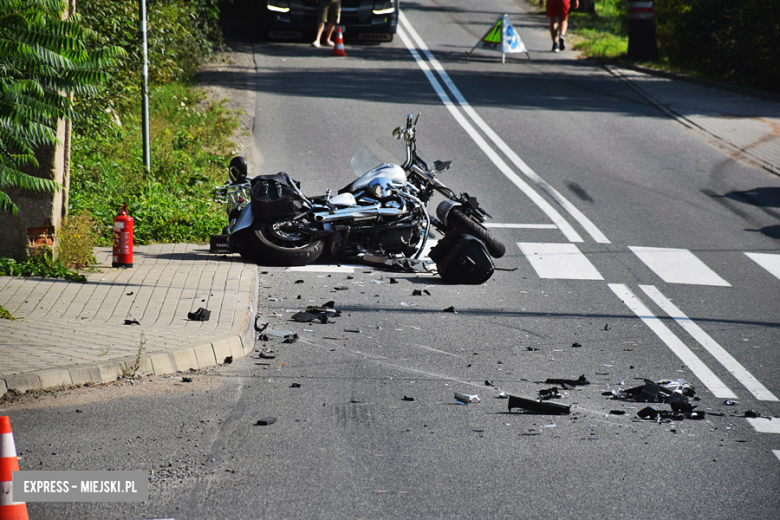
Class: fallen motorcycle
212,114,506,284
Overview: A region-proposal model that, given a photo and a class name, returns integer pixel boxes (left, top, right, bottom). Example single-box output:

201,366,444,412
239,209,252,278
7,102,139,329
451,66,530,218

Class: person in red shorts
540,0,579,52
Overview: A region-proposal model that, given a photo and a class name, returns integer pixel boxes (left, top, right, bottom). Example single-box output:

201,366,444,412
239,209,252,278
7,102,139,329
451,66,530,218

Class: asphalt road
9,1,780,518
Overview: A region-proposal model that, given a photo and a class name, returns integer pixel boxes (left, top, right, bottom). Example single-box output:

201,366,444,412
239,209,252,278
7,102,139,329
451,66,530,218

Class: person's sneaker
325,40,335,47
312,40,321,48
559,36,566,51
552,41,559,53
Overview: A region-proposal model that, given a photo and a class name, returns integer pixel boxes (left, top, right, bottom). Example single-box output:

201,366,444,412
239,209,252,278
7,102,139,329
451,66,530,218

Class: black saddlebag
251,173,304,219
428,230,494,285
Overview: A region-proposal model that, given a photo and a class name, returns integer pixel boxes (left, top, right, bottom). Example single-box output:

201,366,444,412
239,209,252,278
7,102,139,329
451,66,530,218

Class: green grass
69,81,240,246
0,249,87,283
568,0,627,59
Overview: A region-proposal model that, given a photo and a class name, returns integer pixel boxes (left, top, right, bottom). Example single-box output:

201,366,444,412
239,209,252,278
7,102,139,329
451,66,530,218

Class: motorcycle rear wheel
447,209,506,258
250,217,325,266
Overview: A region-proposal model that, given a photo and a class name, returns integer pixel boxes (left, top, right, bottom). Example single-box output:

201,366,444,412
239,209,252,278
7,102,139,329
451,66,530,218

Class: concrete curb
0,268,258,397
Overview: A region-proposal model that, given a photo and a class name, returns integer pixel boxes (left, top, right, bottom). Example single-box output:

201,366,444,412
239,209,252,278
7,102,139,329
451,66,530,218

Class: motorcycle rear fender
230,203,254,234
436,199,461,226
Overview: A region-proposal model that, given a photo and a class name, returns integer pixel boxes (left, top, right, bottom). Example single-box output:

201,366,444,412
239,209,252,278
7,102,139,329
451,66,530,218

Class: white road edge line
486,223,558,229
395,24,584,244
398,11,610,245
608,283,737,399
639,285,778,402
773,450,780,463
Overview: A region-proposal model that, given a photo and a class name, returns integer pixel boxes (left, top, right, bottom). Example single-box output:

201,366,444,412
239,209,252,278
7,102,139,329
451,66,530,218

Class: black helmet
228,156,248,183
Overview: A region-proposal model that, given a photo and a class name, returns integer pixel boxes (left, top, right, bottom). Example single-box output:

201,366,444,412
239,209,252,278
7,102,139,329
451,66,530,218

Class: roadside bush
654,0,779,92
0,248,87,283
57,212,99,270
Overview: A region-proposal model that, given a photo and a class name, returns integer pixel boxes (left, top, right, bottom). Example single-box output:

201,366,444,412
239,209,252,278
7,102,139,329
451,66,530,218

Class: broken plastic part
538,387,562,400
256,417,277,426
507,395,571,415
454,392,480,404
545,374,590,387
443,306,456,313
123,319,141,326
402,396,415,401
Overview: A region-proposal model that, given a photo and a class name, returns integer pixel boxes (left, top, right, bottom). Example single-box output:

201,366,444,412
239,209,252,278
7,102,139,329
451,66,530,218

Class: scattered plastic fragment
290,383,301,388
608,410,626,415
454,392,480,404
745,410,761,418
334,286,349,291
224,356,233,364
259,352,276,359
256,417,277,426
525,347,540,351
412,290,423,296
389,278,398,284
507,395,570,415
497,391,508,398
545,374,590,387
182,377,193,383
344,329,361,333
571,342,582,348
538,387,563,400
485,380,495,386
291,304,341,324
402,396,415,401
295,280,304,284
443,306,456,313
723,400,738,406
123,319,140,326
187,308,211,321
604,324,611,331
126,292,134,296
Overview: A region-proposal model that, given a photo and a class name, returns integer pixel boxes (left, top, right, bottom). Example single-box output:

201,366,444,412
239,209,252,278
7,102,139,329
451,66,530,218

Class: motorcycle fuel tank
344,163,406,193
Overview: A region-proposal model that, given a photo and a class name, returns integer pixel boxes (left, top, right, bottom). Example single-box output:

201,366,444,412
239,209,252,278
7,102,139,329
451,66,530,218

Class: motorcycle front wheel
447,209,506,258
250,217,325,266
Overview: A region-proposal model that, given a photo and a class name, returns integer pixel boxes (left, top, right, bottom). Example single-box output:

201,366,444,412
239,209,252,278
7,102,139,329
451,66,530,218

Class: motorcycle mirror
414,112,421,126
434,160,452,173
392,127,404,140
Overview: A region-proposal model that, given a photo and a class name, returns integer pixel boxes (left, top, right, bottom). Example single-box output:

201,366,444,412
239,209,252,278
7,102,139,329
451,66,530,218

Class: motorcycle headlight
268,0,290,13
373,0,394,15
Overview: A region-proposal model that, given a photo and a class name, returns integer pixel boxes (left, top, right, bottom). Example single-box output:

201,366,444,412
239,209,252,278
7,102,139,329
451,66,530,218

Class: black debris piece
525,347,540,351
745,410,761,418
347,276,354,280
187,308,211,321
123,319,140,326
485,380,494,386
402,396,415,401
344,329,361,333
254,320,269,333
259,352,276,359
538,387,562,400
613,379,695,407
182,377,193,383
126,292,134,296
412,289,423,296
224,356,233,364
723,400,738,406
334,286,349,291
256,417,277,426
608,410,626,415
350,399,361,404
545,374,590,387
508,395,570,415
295,280,304,284
494,267,518,271
604,324,611,331
282,333,299,344
443,306,456,313
424,289,431,296
291,305,342,324
571,342,582,348
290,383,301,388
389,278,399,284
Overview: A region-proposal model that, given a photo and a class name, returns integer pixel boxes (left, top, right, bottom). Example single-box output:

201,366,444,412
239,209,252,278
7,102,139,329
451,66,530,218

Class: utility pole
139,0,150,173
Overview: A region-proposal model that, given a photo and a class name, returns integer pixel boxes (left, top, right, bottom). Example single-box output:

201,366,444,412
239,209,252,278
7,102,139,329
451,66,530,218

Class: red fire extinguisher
112,203,134,268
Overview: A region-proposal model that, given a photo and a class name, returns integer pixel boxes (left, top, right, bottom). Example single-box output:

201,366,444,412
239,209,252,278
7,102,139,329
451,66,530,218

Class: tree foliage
0,0,125,214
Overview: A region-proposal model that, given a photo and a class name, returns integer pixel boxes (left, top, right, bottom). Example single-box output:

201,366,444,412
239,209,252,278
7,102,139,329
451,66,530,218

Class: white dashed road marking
518,243,603,280
746,418,780,434
629,246,731,286
745,252,780,281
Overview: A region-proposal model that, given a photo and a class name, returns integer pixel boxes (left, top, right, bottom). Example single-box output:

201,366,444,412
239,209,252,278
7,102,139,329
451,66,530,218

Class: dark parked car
265,0,398,42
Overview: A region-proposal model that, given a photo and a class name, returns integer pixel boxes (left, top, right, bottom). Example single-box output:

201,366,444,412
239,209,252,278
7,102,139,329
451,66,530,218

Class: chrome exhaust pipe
313,204,406,223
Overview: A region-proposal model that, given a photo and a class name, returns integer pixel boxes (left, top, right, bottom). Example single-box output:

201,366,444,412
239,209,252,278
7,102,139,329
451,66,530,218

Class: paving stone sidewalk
0,244,258,396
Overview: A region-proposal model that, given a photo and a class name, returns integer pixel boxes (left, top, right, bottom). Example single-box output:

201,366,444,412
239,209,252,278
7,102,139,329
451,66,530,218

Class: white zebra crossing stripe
746,418,780,434
745,252,780,281
518,243,603,280
639,285,778,402
774,450,780,462
609,283,738,399
629,246,731,286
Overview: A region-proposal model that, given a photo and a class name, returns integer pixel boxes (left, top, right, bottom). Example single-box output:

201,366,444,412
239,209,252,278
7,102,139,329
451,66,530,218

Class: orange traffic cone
331,27,347,57
1,417,29,520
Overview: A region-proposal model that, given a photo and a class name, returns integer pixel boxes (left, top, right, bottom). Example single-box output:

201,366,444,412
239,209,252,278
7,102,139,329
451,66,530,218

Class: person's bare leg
325,22,336,45
313,22,325,46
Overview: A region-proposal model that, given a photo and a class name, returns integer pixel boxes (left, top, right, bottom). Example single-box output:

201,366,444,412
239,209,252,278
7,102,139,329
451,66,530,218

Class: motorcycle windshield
350,136,405,177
